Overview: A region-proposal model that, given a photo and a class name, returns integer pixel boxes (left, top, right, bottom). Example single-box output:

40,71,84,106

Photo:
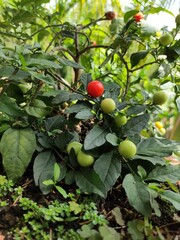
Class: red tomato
87,80,104,98
134,12,144,22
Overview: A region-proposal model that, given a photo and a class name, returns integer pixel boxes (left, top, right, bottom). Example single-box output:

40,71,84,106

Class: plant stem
74,31,80,83
130,61,158,72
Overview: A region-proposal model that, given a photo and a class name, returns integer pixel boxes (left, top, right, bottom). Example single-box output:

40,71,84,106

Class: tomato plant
0,0,179,221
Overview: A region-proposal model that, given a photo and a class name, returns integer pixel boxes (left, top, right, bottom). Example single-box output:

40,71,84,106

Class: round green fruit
159,33,173,46
77,150,94,167
118,140,137,159
67,141,82,155
114,114,127,127
174,151,180,158
100,98,116,114
153,91,168,105
159,127,166,135
175,14,180,25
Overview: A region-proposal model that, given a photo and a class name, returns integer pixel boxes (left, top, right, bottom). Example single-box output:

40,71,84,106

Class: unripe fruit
87,80,104,98
67,141,82,155
115,114,127,127
105,11,116,20
100,98,116,114
159,33,173,46
153,91,168,105
134,12,144,22
175,14,180,25
118,140,137,159
77,150,94,167
159,127,166,135
174,151,180,158
155,121,163,129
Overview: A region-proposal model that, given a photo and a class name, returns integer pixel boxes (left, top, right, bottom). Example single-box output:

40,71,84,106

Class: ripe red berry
134,12,144,22
105,11,116,20
87,80,104,98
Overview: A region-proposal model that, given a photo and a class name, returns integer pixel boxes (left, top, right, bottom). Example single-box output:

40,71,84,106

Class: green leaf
78,225,100,239
137,138,179,157
58,58,85,69
33,151,56,194
130,51,149,68
45,115,65,132
28,70,54,85
124,10,138,23
123,174,152,216
69,201,82,214
25,99,51,118
43,179,54,185
26,58,61,69
106,133,118,146
146,165,180,183
55,185,68,198
171,40,180,55
111,207,125,226
0,95,24,117
54,163,60,183
148,188,161,217
55,132,74,151
122,113,149,136
0,175,8,185
94,151,121,191
84,125,108,150
127,105,147,116
60,30,75,39
148,6,174,16
51,90,70,104
159,190,180,211
75,109,94,120
75,168,107,198
0,128,36,183
65,102,91,114
127,220,144,240
134,155,165,165
99,225,121,240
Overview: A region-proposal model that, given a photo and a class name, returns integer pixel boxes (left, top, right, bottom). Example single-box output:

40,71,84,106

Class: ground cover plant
0,0,180,239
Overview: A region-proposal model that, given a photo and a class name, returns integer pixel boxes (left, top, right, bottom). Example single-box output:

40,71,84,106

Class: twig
130,61,158,72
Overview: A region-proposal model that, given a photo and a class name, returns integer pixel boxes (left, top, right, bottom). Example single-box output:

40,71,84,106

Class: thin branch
50,46,76,60
79,44,109,56
130,61,158,72
117,52,131,100
78,16,107,31
30,24,63,38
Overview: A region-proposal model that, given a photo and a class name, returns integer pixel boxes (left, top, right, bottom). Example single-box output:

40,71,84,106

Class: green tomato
77,150,94,167
174,151,180,158
100,98,116,114
153,91,168,105
67,141,82,155
118,140,137,159
114,114,127,127
175,14,180,25
159,33,173,46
